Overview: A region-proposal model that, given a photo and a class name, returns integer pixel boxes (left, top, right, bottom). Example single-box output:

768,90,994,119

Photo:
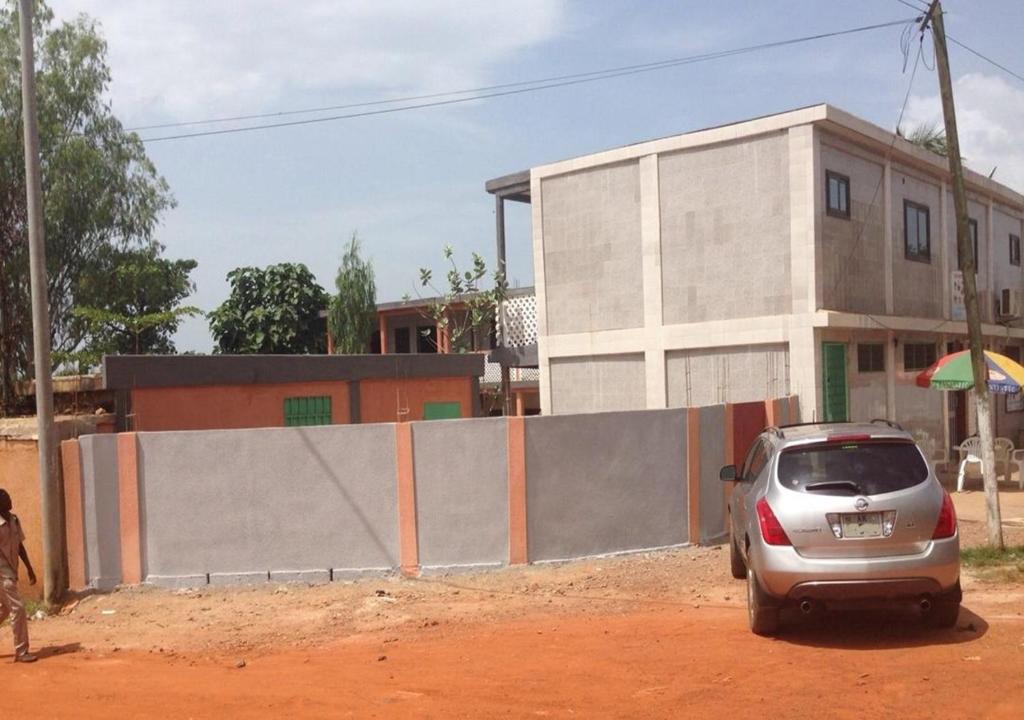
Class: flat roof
376,285,535,313
104,354,486,390
485,103,1024,210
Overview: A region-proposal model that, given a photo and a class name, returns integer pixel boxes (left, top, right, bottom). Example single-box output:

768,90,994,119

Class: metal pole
925,0,1003,547
495,194,513,415
18,0,64,603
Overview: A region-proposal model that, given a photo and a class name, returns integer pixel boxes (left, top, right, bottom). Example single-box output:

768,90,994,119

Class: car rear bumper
752,535,961,601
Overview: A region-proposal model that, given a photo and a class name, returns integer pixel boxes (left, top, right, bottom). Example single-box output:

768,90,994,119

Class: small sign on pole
951,270,966,321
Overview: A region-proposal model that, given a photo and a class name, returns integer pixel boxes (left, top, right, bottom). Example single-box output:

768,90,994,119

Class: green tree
328,233,376,354
411,245,507,353
62,242,199,368
0,3,173,411
900,122,949,157
209,263,329,354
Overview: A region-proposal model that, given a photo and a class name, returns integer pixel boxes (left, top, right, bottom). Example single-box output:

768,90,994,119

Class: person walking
0,488,37,663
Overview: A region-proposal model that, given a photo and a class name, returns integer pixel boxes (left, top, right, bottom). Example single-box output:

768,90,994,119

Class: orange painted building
103,354,484,432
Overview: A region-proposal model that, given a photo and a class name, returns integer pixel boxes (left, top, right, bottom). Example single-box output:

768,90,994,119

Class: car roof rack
870,418,904,430
764,426,785,439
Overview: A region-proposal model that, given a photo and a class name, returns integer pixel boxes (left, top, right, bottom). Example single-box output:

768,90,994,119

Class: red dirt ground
3,492,1024,718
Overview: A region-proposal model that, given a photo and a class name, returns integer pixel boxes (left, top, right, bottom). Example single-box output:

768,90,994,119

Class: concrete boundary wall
60,396,797,590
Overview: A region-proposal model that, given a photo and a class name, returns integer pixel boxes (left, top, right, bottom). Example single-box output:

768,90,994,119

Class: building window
284,396,332,426
417,325,438,353
960,218,979,272
825,171,851,219
904,201,931,262
1005,346,1021,364
903,343,937,371
1011,234,1021,267
393,327,411,354
423,401,461,420
857,344,885,373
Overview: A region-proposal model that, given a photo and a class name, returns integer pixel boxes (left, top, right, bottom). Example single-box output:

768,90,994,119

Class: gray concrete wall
659,132,791,323
819,135,887,315
666,344,789,407
549,354,646,414
524,409,687,562
136,425,400,581
894,335,944,451
79,434,121,591
412,417,508,571
892,163,944,318
540,161,644,335
991,205,1024,325
698,405,727,543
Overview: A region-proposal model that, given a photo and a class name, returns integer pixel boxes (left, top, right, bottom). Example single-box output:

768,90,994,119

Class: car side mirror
719,464,739,482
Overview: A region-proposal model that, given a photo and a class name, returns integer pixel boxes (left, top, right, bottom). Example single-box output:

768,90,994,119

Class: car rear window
777,440,929,496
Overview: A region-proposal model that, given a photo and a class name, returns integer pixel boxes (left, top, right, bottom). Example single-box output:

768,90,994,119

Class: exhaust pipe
799,599,814,615
920,598,932,613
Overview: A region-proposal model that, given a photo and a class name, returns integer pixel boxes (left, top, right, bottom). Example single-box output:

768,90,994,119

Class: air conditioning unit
999,288,1023,319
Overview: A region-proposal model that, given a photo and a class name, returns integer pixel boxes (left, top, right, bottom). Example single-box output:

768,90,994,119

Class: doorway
822,342,848,422
946,341,968,454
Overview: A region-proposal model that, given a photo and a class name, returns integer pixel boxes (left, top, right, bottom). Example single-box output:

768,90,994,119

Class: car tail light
932,491,958,539
756,497,791,546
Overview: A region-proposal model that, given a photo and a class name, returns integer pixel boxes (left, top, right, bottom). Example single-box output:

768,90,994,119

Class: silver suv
721,420,960,635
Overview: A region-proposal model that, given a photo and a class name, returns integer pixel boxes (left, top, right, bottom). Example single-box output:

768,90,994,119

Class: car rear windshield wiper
804,480,864,494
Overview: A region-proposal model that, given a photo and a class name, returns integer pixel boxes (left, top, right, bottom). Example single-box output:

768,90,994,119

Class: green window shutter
284,396,332,426
423,401,462,420
822,343,848,422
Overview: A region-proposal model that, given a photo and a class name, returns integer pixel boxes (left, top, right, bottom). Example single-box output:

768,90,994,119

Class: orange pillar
514,390,525,417
378,314,388,354
395,423,419,576
507,416,528,564
117,433,143,585
61,439,86,591
764,398,777,428
687,407,701,545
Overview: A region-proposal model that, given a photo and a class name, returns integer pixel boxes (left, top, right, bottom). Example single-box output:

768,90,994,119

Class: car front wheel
730,535,746,579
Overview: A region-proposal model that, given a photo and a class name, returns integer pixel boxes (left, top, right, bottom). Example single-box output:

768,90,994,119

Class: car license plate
841,512,883,538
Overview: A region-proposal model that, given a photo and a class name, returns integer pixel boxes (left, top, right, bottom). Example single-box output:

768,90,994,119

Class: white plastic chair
956,437,983,492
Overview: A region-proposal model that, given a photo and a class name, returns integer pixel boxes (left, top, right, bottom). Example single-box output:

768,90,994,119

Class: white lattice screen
499,294,537,348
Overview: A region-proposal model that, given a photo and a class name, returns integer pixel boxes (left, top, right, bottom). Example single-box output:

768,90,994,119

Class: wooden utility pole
18,0,65,601
923,0,1003,547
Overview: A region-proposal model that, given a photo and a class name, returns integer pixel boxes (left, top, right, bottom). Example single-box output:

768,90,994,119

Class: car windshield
777,440,929,496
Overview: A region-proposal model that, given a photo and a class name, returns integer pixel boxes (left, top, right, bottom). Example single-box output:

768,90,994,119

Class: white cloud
47,0,568,124
904,72,1024,192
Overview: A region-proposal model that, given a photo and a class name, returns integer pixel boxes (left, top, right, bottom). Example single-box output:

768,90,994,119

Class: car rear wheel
746,568,779,636
926,599,960,628
730,535,746,579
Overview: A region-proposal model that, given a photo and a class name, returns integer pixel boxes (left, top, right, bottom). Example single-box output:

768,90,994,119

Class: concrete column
884,161,894,315
987,199,995,318
378,314,388,354
789,324,821,422
941,181,951,320
885,330,896,421
788,125,819,315
639,154,666,409
60,439,86,591
530,172,553,414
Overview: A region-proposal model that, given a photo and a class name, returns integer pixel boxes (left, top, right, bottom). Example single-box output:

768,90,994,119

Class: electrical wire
828,20,927,334
136,17,916,143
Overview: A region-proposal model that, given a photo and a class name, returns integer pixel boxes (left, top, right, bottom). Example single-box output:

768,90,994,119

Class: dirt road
3,493,1024,718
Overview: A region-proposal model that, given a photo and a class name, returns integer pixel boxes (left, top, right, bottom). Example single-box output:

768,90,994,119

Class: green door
822,342,848,422
423,401,462,420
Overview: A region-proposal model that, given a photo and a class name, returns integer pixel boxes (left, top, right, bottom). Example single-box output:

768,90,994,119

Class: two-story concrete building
486,104,1024,456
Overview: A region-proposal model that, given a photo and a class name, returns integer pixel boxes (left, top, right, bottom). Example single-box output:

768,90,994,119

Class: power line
137,17,916,143
829,21,926,331
893,0,1024,83
947,35,1024,84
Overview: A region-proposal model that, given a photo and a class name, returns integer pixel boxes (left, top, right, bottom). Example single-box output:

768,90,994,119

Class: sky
45,0,1024,352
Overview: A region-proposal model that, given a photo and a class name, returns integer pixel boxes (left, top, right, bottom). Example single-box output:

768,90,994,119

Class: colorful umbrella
915,350,1024,393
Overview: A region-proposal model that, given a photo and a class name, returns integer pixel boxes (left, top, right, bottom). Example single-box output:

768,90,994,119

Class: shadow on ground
777,605,987,650
0,642,82,662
